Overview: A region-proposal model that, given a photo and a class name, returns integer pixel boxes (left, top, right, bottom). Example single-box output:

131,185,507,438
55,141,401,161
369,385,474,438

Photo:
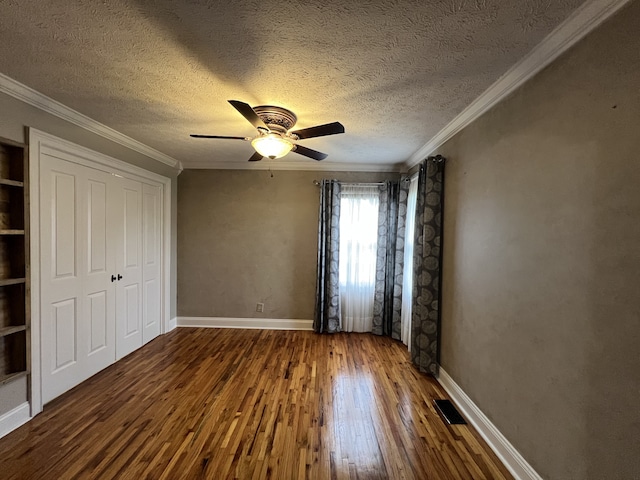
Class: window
339,185,380,332
401,175,418,348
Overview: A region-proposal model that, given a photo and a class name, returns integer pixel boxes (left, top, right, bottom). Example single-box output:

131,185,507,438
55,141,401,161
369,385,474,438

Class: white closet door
40,155,116,403
115,177,144,359
83,168,118,377
142,183,162,344
38,142,164,404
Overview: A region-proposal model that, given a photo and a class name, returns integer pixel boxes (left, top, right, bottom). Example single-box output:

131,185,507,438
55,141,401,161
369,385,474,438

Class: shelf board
0,278,26,286
0,325,26,337
0,229,25,235
0,370,27,386
0,178,24,187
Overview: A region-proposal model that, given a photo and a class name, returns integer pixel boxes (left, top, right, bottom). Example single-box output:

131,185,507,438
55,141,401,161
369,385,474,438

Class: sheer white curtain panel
339,185,380,332
401,175,418,348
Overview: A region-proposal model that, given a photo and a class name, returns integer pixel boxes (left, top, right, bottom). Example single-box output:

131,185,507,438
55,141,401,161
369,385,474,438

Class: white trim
30,129,171,184
162,181,172,336
177,317,314,331
437,368,543,480
28,128,173,414
0,402,31,439
182,159,402,172
168,317,178,332
406,0,632,168
30,129,173,339
28,134,42,416
0,73,181,170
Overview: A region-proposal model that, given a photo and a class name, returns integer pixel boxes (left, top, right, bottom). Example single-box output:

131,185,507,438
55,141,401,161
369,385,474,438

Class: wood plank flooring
0,329,513,479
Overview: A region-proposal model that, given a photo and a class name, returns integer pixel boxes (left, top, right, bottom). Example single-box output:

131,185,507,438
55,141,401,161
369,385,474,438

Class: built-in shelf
0,325,26,338
0,371,28,386
0,278,25,287
0,137,28,391
0,178,24,187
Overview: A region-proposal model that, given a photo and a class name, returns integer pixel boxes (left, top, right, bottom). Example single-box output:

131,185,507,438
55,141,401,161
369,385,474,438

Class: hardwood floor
0,329,512,479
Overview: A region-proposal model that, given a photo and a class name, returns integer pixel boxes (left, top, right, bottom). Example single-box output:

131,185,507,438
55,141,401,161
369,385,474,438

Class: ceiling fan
191,100,345,162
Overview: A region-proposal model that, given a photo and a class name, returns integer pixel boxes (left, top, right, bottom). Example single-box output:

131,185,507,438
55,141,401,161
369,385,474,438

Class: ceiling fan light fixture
251,134,294,159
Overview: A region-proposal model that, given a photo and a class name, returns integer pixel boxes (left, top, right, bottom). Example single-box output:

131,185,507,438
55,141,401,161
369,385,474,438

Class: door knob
117,274,123,281
111,275,117,282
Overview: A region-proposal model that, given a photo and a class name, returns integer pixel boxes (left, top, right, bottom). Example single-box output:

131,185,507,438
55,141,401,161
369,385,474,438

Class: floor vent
434,399,467,425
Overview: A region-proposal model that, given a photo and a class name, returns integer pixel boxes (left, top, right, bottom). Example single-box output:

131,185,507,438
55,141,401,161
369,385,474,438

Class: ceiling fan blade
228,100,269,131
290,122,344,140
248,152,263,162
190,134,249,140
293,144,328,161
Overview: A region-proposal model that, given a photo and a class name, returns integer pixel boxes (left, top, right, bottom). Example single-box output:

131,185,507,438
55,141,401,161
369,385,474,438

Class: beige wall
438,2,640,479
0,90,180,416
177,169,399,319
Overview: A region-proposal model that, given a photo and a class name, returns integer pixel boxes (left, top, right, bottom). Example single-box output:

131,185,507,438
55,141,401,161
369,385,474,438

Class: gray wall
177,169,399,320
0,90,180,415
438,3,640,479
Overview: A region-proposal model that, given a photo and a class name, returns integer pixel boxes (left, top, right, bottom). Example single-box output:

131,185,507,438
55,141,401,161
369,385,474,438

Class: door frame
28,128,173,416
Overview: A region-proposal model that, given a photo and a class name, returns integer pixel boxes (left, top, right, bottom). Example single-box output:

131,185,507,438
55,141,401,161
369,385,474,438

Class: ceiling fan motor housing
253,105,298,137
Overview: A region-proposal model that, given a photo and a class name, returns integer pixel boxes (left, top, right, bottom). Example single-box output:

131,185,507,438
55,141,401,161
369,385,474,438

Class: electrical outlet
256,302,264,313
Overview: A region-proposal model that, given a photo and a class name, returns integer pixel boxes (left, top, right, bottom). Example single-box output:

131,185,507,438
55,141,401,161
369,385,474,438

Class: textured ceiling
0,0,586,169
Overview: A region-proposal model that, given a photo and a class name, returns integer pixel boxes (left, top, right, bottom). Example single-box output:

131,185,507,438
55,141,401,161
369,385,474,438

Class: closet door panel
51,298,77,372
41,157,86,403
38,143,164,403
52,172,76,279
87,180,107,274
142,184,161,344
82,170,117,377
40,156,118,403
86,181,108,356
88,291,107,353
115,179,143,359
124,284,139,335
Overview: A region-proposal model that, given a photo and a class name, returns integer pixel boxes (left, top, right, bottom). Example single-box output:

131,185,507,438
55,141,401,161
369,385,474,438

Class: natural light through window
339,185,380,332
401,175,418,349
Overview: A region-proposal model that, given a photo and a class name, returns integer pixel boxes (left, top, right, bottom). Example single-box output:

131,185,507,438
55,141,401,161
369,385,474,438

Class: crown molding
406,0,632,168
0,73,182,170
181,159,403,172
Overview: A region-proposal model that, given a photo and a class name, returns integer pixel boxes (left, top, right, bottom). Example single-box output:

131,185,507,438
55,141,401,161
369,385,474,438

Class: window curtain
372,181,409,338
339,185,380,332
314,180,342,333
401,175,418,349
411,156,446,375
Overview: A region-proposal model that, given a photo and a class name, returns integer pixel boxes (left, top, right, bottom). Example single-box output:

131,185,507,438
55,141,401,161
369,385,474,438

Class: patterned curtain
372,180,409,338
411,156,446,375
314,180,342,333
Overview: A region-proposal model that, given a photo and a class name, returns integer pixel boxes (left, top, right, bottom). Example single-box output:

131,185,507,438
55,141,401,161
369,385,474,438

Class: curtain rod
313,179,411,186
313,181,385,187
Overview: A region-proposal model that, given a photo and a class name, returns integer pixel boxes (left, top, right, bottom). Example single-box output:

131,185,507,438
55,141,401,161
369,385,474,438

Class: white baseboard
0,402,31,439
437,368,542,480
177,316,314,331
